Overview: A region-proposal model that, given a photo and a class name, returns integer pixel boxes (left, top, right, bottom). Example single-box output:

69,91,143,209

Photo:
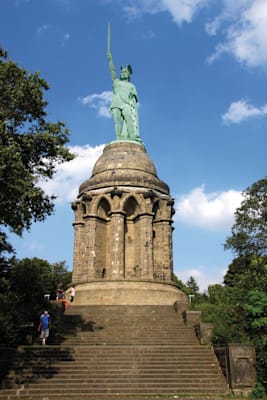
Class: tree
243,289,267,392
172,273,188,293
0,48,74,253
224,178,267,394
186,276,200,295
0,257,72,346
193,284,245,343
0,275,21,345
224,254,267,292
224,177,267,257
223,255,267,391
194,281,267,395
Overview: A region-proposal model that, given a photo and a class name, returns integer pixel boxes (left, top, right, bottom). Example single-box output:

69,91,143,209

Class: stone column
72,221,85,283
153,219,172,280
139,213,154,279
109,211,125,278
84,216,98,280
161,220,173,280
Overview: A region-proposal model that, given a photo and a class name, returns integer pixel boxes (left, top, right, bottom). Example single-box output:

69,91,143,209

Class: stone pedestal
71,141,188,308
74,280,188,307
228,344,256,396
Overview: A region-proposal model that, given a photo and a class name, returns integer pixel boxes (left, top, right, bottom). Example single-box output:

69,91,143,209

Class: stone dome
79,141,169,195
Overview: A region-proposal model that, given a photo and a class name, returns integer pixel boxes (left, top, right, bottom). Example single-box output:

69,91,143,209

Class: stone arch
152,200,160,278
123,195,140,218
152,200,160,218
121,195,142,278
81,202,87,214
94,196,111,279
152,199,173,281
97,197,111,219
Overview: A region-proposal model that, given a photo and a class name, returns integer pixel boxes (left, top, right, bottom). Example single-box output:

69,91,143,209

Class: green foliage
0,257,72,346
0,276,21,345
193,277,267,389
250,382,267,399
172,273,189,293
223,178,267,391
0,47,74,252
224,255,267,292
193,181,267,391
244,290,267,329
50,261,72,292
243,289,267,388
224,254,267,290
186,275,200,295
193,284,248,343
225,177,267,257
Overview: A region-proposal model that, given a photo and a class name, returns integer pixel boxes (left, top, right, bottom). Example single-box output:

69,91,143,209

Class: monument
71,27,188,308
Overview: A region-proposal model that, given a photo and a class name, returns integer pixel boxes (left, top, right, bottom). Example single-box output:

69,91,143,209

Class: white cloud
39,144,104,203
207,0,267,69
62,32,70,46
37,24,50,36
174,186,243,231
176,266,226,292
119,0,267,69
121,0,210,25
222,99,267,124
79,91,112,118
162,0,210,25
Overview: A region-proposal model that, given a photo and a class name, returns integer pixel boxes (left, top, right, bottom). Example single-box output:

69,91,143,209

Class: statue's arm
107,52,116,81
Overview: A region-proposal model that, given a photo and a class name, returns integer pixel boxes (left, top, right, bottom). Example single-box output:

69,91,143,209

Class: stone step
1,383,229,392
0,395,235,400
0,305,229,399
19,376,227,385
49,335,197,340
9,363,223,372
60,306,185,323
10,365,223,375
12,357,221,365
63,305,182,312
51,324,191,329
48,340,199,345
10,357,222,364
50,331,197,336
9,367,224,376
52,329,193,334
0,387,229,396
51,335,196,340
16,355,218,361
5,376,226,388
7,370,223,379
17,346,216,355
19,345,211,350
19,344,213,351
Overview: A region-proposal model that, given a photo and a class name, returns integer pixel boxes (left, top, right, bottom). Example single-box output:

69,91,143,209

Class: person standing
38,310,51,345
69,285,75,303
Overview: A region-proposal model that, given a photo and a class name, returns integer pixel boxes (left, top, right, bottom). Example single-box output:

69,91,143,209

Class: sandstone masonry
71,141,188,306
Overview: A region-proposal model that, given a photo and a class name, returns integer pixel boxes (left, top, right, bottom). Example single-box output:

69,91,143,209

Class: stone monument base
74,281,188,309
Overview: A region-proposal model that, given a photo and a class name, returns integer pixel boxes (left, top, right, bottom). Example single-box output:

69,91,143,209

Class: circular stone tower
71,141,188,307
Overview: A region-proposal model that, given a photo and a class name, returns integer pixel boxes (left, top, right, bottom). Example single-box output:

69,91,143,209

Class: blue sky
1,0,266,291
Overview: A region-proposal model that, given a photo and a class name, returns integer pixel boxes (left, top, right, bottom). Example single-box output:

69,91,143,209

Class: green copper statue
107,25,142,143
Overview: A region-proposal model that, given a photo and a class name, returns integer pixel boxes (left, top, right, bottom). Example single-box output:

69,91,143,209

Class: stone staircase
0,305,230,399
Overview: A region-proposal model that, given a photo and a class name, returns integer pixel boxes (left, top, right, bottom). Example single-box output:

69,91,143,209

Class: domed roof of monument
79,141,169,195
